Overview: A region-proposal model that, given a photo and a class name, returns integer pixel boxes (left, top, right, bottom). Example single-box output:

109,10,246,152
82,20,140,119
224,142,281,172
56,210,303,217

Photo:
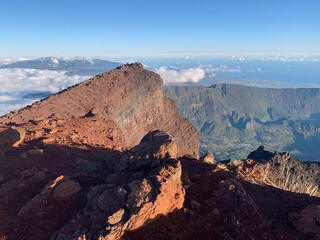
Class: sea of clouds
1,57,319,116
0,68,90,116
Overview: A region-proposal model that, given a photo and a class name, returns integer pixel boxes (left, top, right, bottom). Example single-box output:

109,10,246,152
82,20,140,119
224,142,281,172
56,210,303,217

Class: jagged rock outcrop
246,146,320,196
14,131,184,240
51,130,184,240
0,63,199,158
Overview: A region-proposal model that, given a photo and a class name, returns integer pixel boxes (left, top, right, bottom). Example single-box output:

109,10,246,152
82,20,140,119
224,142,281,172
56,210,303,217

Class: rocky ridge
1,64,320,240
0,63,199,158
243,146,320,197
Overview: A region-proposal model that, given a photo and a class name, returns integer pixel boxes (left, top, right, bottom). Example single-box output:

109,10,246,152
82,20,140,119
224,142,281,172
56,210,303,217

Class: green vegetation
165,84,320,161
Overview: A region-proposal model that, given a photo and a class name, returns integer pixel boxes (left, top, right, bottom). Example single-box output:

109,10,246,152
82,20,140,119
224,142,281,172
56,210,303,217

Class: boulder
50,131,185,240
0,127,25,148
53,180,81,198
215,178,258,214
203,153,215,164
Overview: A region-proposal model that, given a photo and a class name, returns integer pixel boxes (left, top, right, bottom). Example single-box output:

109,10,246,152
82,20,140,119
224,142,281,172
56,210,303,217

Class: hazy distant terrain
0,57,121,76
1,57,320,161
0,57,121,115
165,84,320,161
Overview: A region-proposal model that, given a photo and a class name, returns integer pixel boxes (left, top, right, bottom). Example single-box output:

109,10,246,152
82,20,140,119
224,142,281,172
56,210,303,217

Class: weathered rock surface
0,63,198,158
8,131,184,240
53,179,81,198
202,153,215,164
246,146,320,196
215,178,258,214
0,127,25,148
2,63,320,240
289,205,320,238
50,131,184,240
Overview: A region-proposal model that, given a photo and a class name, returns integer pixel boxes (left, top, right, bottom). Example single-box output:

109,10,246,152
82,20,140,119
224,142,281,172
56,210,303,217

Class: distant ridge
165,83,320,161
0,57,121,76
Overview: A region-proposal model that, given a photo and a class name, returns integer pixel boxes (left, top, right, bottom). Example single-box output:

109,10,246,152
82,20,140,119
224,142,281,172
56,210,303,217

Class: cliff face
246,146,320,197
2,65,320,240
0,63,199,158
165,84,320,161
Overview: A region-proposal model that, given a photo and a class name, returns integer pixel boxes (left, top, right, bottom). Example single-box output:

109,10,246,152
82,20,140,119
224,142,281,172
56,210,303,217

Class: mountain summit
0,63,199,157
0,64,320,240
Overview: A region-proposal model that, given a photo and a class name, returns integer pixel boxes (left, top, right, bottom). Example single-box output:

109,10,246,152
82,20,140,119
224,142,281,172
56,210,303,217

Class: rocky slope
165,84,320,161
1,64,320,240
124,150,320,240
245,146,320,196
0,63,199,158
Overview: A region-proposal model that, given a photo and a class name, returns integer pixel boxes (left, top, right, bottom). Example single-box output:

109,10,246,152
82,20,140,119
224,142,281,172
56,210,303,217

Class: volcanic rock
49,130,184,240
0,63,198,158
0,127,25,148
247,146,320,196
289,205,320,237
106,130,177,172
202,153,215,164
53,179,81,198
215,178,258,214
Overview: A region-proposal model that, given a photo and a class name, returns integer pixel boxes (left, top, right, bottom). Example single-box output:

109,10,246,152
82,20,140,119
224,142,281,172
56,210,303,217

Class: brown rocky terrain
1,63,320,240
0,63,199,158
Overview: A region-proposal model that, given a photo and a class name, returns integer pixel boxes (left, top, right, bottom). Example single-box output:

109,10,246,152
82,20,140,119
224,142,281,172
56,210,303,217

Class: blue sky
1,0,320,57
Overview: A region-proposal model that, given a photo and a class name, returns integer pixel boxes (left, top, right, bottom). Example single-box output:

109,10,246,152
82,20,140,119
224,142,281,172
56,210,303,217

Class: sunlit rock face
0,63,199,158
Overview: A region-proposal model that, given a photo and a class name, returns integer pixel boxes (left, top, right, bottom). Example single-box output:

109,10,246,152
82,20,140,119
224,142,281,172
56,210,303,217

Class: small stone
31,171,46,183
212,208,220,215
24,147,44,156
20,169,36,178
203,153,215,164
42,137,55,144
107,208,125,225
53,180,81,198
190,200,201,210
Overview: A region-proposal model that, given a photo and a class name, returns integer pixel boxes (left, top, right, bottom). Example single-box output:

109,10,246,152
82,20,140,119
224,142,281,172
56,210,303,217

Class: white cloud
204,64,241,73
0,68,90,93
0,57,30,65
0,68,91,116
0,95,19,102
155,67,205,83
